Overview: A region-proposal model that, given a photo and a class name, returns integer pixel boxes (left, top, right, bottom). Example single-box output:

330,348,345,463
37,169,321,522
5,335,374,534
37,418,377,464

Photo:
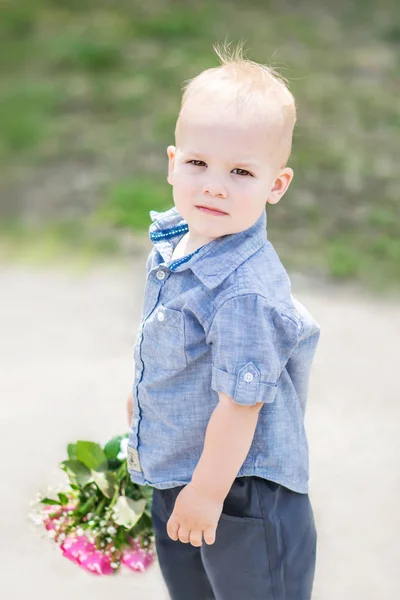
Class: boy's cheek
173,177,193,201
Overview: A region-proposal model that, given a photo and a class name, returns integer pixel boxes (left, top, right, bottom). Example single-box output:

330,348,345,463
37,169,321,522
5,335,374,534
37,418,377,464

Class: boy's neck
171,231,212,261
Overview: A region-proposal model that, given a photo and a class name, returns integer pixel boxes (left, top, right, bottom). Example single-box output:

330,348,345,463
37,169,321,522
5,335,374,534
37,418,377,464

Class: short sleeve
207,294,300,406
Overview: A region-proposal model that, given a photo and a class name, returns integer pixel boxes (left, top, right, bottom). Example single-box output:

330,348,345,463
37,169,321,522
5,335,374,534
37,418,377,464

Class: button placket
133,314,146,448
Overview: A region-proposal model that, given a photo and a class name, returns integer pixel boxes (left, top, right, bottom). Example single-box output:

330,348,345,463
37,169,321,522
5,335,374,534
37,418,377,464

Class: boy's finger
166,515,179,541
203,527,216,545
189,530,203,547
177,525,190,544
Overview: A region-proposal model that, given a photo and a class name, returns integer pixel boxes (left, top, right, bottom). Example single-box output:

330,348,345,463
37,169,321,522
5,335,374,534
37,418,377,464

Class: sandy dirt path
1,256,399,599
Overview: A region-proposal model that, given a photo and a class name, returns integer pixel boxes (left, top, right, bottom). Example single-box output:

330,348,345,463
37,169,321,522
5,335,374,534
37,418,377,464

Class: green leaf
113,496,146,529
60,459,93,487
108,458,122,470
67,443,77,459
40,497,61,506
76,441,108,471
141,487,154,501
91,471,117,499
58,492,69,506
104,435,123,461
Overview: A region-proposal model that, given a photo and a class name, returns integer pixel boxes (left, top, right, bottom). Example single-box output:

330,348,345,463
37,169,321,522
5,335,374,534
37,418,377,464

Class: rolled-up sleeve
206,294,300,406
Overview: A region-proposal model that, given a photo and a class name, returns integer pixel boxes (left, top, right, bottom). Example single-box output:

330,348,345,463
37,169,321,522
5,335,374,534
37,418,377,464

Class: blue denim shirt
127,206,320,493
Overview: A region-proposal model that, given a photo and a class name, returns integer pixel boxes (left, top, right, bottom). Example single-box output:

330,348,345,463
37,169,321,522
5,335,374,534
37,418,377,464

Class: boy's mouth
196,205,229,216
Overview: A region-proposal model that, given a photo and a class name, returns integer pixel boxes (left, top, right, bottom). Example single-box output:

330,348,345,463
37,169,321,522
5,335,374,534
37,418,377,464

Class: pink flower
43,506,61,524
79,550,115,576
43,509,60,531
44,519,57,531
121,543,155,572
60,535,96,565
43,503,76,528
60,535,116,575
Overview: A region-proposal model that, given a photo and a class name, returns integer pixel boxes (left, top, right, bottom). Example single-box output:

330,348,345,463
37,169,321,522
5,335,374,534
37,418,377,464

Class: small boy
126,45,320,600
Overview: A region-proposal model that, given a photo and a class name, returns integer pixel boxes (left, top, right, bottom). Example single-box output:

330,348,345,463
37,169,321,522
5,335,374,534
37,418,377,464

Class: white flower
117,437,129,461
29,513,43,526
106,526,117,536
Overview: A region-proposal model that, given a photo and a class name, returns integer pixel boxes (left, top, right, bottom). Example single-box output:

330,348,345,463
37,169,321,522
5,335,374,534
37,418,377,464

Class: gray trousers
151,476,317,600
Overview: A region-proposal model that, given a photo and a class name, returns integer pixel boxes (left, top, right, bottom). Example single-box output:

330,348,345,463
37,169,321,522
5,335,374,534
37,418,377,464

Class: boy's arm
191,391,263,500
166,392,263,547
126,392,133,426
167,295,299,547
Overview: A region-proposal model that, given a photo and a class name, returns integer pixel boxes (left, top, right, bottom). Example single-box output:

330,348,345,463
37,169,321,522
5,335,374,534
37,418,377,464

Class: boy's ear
167,145,176,185
267,167,294,205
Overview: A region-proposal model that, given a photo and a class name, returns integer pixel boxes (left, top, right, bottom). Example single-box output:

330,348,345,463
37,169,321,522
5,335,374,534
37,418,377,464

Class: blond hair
177,43,297,166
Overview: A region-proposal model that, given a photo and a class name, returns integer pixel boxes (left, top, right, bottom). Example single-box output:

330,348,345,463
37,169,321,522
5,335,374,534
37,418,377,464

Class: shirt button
244,372,254,383
156,270,166,280
157,311,165,322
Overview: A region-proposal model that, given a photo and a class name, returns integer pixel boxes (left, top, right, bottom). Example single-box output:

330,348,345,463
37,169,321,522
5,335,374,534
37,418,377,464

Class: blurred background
1,0,399,289
1,2,400,599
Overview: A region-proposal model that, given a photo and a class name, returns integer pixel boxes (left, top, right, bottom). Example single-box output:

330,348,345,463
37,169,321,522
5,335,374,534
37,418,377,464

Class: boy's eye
232,168,253,177
188,160,207,167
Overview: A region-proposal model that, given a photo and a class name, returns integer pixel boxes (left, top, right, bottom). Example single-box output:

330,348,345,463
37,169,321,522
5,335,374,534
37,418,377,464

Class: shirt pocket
140,304,188,372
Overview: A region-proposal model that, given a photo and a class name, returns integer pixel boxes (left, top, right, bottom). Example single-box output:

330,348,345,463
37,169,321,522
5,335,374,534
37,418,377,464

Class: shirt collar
149,206,267,290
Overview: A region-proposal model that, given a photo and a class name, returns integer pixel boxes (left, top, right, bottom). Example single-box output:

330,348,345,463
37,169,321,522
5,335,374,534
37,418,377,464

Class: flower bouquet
29,434,155,576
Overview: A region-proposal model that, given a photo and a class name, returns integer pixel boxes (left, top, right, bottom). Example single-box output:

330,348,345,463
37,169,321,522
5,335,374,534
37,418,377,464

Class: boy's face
167,109,293,246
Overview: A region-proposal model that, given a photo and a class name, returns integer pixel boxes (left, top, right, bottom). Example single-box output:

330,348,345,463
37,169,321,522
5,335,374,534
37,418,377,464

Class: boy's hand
166,482,223,547
127,392,133,427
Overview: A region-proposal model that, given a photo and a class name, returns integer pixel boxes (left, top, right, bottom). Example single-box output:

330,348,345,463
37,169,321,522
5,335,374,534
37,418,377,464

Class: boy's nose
203,182,228,199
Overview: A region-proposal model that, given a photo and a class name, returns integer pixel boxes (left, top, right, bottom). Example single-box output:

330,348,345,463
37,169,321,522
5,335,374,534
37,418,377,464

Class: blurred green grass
1,0,399,290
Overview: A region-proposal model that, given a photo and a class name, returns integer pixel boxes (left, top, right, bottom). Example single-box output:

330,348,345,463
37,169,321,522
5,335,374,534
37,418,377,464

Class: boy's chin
190,221,233,239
